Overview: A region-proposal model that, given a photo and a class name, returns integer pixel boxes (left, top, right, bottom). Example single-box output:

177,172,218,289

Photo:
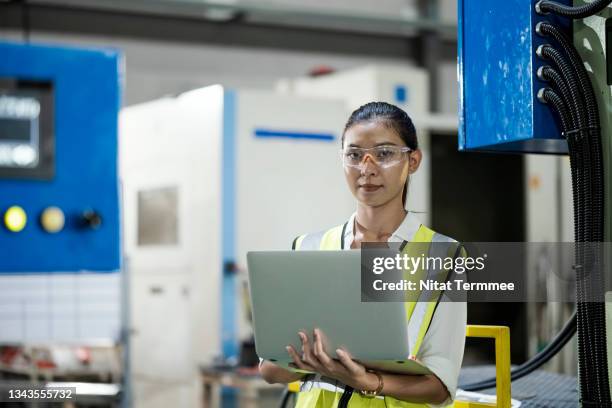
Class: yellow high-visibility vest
292,222,463,408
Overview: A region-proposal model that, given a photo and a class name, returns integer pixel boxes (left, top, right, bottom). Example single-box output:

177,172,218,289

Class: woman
260,102,467,407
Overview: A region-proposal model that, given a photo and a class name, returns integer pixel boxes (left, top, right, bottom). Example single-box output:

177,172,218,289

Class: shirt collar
343,211,423,248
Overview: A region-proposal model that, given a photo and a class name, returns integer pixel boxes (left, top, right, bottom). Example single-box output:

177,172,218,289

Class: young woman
260,102,466,407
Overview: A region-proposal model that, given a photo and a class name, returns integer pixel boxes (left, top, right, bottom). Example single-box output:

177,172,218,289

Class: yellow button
40,206,65,233
4,206,27,232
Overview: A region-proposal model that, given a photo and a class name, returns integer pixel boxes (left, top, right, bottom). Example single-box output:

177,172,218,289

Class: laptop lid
247,250,431,375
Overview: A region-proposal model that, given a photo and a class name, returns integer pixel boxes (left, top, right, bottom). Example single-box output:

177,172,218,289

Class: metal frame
25,0,457,38
455,325,512,408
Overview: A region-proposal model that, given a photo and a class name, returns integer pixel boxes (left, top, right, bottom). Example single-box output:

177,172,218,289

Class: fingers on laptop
286,343,313,371
313,328,333,367
298,331,314,364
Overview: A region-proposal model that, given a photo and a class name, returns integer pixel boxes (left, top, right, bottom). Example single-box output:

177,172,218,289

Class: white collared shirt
344,211,467,407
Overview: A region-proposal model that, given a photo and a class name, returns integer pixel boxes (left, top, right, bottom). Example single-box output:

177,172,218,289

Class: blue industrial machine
459,0,612,406
0,41,121,272
458,0,571,153
0,40,126,405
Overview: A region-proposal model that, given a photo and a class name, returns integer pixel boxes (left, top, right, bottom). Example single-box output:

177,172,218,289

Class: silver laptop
246,250,431,375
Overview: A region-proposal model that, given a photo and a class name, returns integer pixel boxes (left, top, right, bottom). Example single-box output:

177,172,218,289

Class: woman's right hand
286,329,377,392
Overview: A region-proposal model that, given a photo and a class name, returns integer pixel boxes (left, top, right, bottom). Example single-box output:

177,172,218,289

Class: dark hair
341,102,418,208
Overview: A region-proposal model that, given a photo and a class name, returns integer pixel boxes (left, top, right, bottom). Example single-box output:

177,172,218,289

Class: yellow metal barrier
285,325,511,408
453,325,511,408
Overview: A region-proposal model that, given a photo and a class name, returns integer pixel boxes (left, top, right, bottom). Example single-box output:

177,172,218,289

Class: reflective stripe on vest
293,223,459,408
406,232,458,356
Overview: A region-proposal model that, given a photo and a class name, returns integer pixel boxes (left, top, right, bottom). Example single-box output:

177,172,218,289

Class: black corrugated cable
567,136,592,402
536,45,589,132
536,48,594,343
536,0,612,18
538,87,573,130
538,44,602,404
535,23,600,150
537,25,605,283
535,55,591,264
537,66,580,127
538,86,594,403
536,26,608,361
536,22,610,405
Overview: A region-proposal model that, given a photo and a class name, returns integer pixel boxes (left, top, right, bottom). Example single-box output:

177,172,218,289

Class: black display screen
0,79,54,180
0,118,32,141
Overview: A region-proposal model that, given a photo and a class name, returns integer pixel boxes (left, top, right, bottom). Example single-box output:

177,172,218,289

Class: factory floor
459,366,577,407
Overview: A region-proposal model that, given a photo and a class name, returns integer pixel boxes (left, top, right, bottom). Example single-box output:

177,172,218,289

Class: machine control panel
0,42,121,272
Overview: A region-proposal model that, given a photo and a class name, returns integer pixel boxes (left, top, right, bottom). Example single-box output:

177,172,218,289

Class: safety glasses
340,145,413,169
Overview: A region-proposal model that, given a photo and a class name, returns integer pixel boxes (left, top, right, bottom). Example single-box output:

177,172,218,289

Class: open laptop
246,250,431,375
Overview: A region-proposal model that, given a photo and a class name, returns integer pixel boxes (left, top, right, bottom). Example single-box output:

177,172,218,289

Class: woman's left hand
286,328,378,391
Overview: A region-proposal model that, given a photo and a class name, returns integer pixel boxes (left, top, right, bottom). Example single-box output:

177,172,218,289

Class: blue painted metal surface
254,129,335,141
458,0,571,154
0,41,121,272
222,89,239,360
394,84,408,104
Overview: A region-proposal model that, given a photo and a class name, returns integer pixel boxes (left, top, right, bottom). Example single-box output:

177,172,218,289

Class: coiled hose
536,0,612,19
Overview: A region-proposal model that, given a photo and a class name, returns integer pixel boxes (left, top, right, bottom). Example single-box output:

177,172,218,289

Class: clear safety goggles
340,145,413,169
